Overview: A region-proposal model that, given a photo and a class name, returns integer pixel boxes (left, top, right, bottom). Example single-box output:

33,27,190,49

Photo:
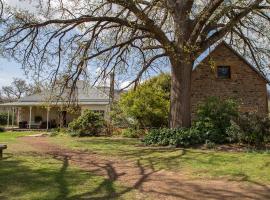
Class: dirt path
20,137,270,200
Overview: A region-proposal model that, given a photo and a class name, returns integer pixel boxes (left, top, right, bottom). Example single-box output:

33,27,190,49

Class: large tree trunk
167,1,194,128
169,59,193,128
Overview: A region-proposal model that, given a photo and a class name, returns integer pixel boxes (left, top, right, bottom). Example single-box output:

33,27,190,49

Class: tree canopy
0,0,269,127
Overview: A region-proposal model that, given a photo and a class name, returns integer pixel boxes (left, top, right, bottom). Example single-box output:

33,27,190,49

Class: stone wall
191,43,268,119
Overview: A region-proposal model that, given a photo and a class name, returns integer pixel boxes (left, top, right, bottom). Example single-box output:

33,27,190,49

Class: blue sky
0,0,34,87
0,58,27,87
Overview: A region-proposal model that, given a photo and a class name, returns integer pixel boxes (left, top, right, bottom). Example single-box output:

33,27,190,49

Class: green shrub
143,128,175,146
110,127,122,136
50,128,68,137
68,110,105,137
0,112,10,125
0,127,5,132
110,103,133,128
121,128,143,138
224,113,270,148
204,140,216,149
143,127,204,147
194,97,239,143
49,131,59,137
235,113,270,148
225,120,242,143
102,122,114,136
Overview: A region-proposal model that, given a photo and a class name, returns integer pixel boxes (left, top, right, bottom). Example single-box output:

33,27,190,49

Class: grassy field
50,136,270,184
0,132,137,200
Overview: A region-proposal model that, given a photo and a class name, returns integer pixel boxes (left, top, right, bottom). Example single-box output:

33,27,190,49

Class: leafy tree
0,1,269,127
113,74,171,128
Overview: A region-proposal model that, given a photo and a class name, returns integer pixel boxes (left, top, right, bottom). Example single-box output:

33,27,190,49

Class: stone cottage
191,41,269,117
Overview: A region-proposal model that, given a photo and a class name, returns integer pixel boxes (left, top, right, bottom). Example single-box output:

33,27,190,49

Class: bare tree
0,78,38,102
0,0,3,18
0,0,269,127
0,90,3,103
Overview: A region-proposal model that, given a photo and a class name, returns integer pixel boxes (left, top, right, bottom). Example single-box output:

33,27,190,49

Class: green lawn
1,132,270,200
50,136,270,184
0,132,138,200
0,131,37,143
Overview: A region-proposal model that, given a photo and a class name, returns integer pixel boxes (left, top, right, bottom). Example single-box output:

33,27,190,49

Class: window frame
216,66,231,79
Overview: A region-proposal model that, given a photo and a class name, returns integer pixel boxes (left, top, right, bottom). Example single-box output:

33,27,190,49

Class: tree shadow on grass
4,138,270,200
0,152,70,200
59,138,270,198
51,145,270,200
54,155,69,200
0,152,124,200
67,159,156,200
62,151,270,200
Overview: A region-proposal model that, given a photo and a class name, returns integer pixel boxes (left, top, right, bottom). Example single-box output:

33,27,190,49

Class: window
217,66,231,79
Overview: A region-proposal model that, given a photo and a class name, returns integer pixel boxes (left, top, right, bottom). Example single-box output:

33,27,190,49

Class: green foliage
204,140,216,149
143,97,241,147
0,127,5,132
121,128,143,138
231,113,270,148
226,121,242,143
50,128,68,137
102,122,114,136
68,110,105,137
194,97,239,143
142,97,270,148
0,112,9,125
143,127,203,147
110,102,133,128
111,74,171,128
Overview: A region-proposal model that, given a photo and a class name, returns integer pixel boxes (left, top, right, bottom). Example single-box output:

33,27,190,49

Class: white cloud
4,0,38,11
119,80,132,89
0,76,13,87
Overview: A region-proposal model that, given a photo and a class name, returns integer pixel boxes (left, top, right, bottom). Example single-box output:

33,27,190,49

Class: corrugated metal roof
18,88,109,102
0,101,109,106
0,81,111,107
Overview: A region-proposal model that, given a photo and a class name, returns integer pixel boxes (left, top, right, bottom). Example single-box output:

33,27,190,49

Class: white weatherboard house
0,81,114,129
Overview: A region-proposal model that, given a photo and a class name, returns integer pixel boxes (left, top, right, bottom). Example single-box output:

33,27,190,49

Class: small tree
112,74,171,128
